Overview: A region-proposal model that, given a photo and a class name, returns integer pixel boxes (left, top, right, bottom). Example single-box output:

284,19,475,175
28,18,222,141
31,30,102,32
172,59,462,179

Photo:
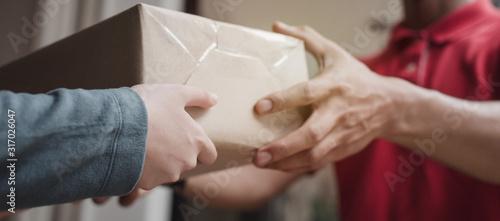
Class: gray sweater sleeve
0,87,148,210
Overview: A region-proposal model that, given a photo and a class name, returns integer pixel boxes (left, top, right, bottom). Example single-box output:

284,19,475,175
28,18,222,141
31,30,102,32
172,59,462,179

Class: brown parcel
0,4,309,179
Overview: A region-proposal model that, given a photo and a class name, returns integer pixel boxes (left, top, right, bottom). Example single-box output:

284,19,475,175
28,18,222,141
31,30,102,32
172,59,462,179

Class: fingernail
257,99,273,113
256,151,272,166
209,93,218,104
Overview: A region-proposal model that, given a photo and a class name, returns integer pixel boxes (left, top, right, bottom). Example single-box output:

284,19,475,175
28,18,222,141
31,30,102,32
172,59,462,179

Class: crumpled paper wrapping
0,4,309,178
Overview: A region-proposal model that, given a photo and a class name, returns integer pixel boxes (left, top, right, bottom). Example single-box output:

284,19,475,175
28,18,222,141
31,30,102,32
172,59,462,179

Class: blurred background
0,0,498,221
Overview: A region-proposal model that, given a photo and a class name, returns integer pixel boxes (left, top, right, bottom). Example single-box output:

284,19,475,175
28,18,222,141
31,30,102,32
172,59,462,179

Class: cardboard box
0,4,309,178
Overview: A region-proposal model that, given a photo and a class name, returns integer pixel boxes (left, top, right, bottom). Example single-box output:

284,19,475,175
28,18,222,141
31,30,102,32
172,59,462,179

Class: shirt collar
390,0,498,45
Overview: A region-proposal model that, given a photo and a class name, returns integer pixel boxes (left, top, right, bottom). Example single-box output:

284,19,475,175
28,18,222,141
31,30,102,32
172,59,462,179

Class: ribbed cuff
97,87,148,196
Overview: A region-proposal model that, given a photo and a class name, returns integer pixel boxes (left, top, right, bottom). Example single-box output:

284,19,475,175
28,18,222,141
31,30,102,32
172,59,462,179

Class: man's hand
253,22,400,173
132,84,218,190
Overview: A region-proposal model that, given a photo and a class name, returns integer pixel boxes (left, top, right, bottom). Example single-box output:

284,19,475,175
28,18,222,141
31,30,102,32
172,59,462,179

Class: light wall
199,0,403,76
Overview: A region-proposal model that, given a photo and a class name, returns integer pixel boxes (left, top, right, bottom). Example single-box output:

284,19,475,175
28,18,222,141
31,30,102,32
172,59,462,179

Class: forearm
385,77,500,184
0,88,147,209
183,165,300,211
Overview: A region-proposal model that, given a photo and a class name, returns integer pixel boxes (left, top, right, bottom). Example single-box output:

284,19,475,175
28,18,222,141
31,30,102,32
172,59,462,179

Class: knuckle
307,145,330,164
192,135,217,165
298,25,312,33
337,133,351,144
185,158,197,170
202,142,218,165
189,134,208,148
324,138,338,149
305,125,323,143
301,83,314,102
270,93,286,111
336,83,351,95
307,151,321,163
165,173,181,183
208,148,218,163
335,110,350,125
194,136,209,148
272,142,289,157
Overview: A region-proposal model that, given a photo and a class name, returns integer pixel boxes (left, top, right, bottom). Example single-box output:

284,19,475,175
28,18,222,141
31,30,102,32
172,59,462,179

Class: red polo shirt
336,0,500,220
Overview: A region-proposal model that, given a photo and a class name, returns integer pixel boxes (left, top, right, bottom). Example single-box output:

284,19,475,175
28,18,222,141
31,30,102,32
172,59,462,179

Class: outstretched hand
253,22,399,173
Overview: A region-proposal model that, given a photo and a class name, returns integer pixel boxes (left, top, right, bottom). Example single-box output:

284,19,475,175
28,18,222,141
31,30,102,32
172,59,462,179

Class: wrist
380,76,450,143
377,76,422,140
